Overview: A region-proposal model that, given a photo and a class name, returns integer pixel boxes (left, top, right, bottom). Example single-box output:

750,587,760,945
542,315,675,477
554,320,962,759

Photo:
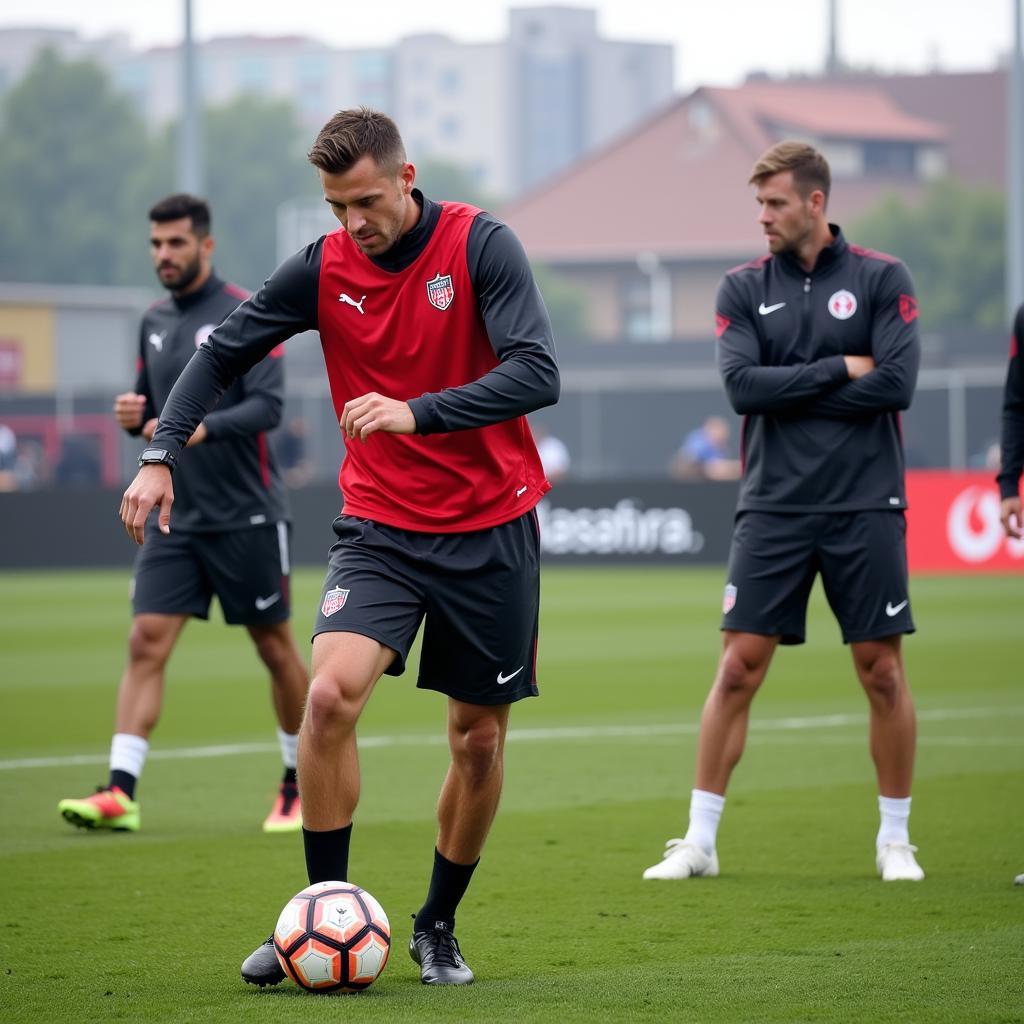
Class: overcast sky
1,0,1017,92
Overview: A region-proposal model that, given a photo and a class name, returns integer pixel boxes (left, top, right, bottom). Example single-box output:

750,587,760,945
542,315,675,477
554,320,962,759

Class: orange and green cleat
58,786,140,832
262,783,302,834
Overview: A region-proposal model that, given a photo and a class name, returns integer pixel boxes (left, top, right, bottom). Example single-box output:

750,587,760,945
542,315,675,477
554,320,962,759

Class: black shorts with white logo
313,512,541,706
132,521,292,626
720,510,915,645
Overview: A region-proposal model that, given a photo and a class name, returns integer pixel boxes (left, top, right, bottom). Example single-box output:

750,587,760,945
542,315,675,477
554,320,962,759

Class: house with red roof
502,78,952,342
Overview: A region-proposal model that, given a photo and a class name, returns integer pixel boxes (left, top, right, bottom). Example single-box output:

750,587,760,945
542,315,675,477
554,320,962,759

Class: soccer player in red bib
120,109,559,985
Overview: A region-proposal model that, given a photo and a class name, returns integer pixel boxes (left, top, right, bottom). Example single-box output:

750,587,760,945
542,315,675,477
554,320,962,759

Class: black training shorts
131,520,292,626
720,510,915,645
312,512,541,706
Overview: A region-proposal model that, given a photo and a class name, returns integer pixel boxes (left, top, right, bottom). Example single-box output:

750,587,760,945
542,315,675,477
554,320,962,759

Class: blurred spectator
13,437,47,490
276,416,314,488
669,415,740,481
533,423,570,483
0,422,16,491
54,436,101,486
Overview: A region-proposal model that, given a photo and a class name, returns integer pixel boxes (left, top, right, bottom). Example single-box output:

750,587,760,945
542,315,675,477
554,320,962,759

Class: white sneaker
876,842,925,881
1014,873,1024,886
642,838,719,880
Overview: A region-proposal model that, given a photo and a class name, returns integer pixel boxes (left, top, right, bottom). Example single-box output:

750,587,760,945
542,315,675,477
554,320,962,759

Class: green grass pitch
0,566,1022,1022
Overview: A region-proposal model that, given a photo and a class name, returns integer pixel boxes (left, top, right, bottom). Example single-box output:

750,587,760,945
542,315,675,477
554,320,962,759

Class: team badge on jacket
827,290,857,320
426,273,454,311
723,582,737,614
321,587,350,617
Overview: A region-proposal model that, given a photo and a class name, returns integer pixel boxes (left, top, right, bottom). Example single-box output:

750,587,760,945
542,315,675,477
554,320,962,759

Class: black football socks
109,770,137,799
414,848,479,932
303,823,352,884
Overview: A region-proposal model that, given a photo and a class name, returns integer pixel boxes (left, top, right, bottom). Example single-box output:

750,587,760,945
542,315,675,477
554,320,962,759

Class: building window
622,275,655,341
354,51,390,81
236,56,270,93
863,140,916,177
295,54,328,83
623,255,673,342
439,67,460,94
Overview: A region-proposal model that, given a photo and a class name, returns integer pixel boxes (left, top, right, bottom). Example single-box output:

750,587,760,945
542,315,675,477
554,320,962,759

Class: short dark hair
308,107,406,175
148,193,211,236
749,141,831,202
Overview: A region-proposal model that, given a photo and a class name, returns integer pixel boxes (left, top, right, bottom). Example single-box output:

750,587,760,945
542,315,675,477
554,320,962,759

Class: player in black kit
58,194,308,835
998,303,1024,539
643,142,925,883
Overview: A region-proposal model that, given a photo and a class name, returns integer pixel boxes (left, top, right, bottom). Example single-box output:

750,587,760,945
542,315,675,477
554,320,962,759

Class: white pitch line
1,705,1021,772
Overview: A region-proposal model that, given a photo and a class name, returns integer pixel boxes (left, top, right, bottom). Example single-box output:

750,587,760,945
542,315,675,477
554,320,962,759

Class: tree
848,179,1005,330
117,97,320,289
414,158,498,211
0,49,151,284
199,97,320,290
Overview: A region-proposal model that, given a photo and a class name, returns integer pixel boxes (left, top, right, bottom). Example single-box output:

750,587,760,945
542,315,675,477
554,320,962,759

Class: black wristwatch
138,447,177,471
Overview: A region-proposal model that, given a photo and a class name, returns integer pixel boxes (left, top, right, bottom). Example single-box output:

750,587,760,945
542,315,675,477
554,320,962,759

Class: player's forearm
149,345,236,458
794,359,917,418
720,355,848,415
409,351,560,434
202,392,283,442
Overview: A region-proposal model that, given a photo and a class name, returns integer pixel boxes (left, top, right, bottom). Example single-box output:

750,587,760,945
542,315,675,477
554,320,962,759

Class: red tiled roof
502,79,944,264
710,82,945,146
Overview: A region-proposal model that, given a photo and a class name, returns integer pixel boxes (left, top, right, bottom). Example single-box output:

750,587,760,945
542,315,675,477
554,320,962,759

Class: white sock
277,728,299,771
110,733,149,780
877,795,912,850
684,788,726,856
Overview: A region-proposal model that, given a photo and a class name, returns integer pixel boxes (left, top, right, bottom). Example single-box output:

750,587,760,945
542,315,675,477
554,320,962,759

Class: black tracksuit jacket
997,304,1024,501
715,226,921,513
132,273,289,531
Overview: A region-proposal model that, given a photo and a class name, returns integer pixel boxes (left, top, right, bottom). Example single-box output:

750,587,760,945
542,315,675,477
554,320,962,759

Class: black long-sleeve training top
133,273,289,531
715,225,921,513
997,303,1024,501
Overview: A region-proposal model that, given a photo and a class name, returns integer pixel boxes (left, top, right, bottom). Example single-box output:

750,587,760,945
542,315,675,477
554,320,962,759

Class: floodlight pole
179,0,203,194
1010,0,1024,318
825,0,839,77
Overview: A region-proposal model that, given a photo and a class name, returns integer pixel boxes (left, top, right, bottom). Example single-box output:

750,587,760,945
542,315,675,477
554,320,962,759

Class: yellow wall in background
0,305,55,392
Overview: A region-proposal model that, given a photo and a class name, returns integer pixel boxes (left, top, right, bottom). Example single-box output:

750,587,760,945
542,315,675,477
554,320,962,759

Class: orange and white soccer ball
273,881,391,993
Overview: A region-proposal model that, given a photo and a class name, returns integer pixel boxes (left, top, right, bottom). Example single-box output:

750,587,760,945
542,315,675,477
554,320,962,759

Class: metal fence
1,363,1004,492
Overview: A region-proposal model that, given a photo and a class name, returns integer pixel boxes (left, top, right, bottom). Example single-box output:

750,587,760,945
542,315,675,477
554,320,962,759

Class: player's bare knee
714,650,763,701
451,719,502,782
304,675,359,735
857,653,904,709
127,617,173,666
251,631,291,674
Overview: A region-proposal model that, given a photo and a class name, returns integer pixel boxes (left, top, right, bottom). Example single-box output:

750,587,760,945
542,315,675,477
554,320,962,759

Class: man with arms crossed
119,110,559,984
59,194,308,835
643,142,924,883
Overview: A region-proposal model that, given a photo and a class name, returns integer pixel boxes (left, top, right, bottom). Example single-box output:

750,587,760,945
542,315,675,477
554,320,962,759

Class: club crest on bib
426,273,454,311
321,587,350,617
827,290,857,320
